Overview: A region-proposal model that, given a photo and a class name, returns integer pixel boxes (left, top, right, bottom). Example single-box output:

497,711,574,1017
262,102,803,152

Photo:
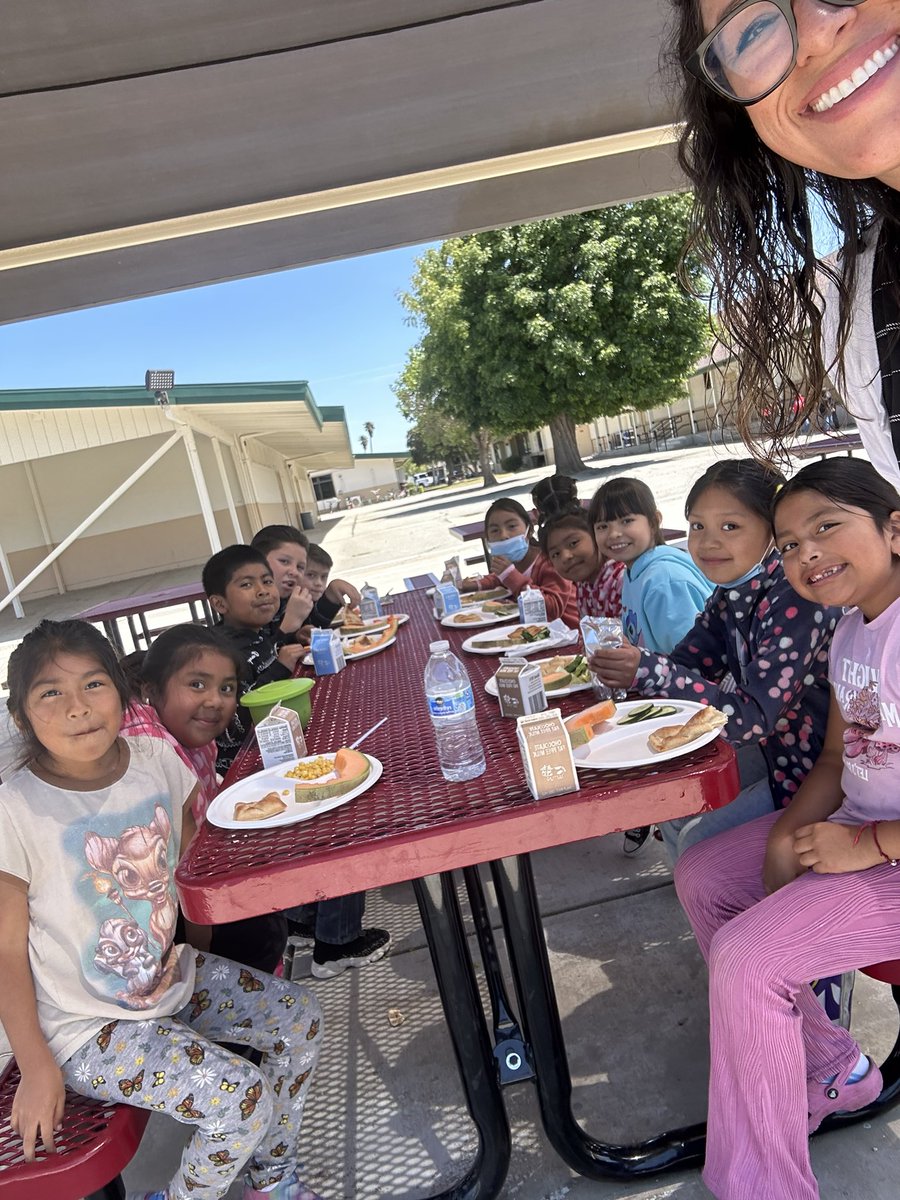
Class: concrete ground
4,434,897,1197
122,837,900,1200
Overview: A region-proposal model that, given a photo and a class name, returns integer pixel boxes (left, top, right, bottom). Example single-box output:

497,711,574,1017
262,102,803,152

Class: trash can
300,511,315,531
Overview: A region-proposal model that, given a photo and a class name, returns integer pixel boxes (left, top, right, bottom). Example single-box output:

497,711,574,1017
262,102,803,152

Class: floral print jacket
632,550,838,807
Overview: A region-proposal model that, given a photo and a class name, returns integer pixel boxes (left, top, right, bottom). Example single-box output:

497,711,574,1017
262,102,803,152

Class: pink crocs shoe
808,1056,883,1134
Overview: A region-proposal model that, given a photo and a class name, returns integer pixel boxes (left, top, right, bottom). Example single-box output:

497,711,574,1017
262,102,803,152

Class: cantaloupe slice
293,747,372,803
564,699,617,748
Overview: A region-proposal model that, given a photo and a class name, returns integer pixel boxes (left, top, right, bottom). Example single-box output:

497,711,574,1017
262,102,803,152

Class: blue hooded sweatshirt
621,544,713,654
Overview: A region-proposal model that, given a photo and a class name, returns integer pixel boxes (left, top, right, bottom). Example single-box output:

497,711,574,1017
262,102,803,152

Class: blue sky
0,242,434,454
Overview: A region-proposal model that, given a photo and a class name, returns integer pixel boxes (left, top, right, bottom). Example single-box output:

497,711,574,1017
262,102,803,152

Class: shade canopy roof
1,0,681,324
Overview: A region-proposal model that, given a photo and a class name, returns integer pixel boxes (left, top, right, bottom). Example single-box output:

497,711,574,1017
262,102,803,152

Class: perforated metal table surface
176,590,739,1198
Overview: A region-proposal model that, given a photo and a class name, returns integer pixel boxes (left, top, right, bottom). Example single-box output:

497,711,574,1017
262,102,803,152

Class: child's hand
297,624,314,646
327,578,361,607
587,646,640,690
277,644,307,671
460,576,481,592
792,821,882,874
762,830,806,894
282,585,314,631
489,555,513,576
13,1057,66,1160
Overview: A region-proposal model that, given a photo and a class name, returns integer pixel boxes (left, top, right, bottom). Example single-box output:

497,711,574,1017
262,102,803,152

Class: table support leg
413,872,512,1200
490,853,708,1180
462,866,534,1086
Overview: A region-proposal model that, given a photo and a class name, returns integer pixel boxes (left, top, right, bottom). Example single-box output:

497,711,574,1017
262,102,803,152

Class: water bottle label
428,685,475,718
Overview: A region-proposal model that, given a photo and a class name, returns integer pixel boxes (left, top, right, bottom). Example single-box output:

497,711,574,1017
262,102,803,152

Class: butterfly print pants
61,948,323,1200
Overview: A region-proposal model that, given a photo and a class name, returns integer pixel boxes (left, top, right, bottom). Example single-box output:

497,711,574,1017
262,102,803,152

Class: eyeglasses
685,0,866,105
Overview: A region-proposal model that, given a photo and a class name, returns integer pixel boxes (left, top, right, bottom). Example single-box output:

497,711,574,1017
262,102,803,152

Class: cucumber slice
619,703,680,725
618,703,656,725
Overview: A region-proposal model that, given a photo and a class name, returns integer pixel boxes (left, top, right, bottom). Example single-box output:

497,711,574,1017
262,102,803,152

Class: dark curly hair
665,0,900,460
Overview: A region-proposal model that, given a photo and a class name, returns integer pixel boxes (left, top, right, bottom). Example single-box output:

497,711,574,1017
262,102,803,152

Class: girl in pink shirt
675,460,900,1200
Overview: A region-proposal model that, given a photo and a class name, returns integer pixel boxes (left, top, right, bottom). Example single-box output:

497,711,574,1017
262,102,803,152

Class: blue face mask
721,561,765,589
487,534,530,563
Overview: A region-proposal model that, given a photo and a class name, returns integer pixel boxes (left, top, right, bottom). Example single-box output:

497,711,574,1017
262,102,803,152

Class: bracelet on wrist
871,821,899,867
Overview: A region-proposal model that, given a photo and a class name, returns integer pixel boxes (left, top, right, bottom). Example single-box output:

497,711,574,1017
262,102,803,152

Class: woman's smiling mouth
809,37,898,113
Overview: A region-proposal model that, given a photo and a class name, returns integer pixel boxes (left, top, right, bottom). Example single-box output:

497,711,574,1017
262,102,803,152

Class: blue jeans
659,776,776,866
285,893,365,944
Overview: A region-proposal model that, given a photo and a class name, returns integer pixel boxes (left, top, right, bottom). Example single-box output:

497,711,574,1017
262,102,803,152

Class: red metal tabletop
176,591,738,925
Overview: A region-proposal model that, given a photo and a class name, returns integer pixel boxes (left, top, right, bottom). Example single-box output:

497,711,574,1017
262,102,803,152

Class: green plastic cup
240,677,315,728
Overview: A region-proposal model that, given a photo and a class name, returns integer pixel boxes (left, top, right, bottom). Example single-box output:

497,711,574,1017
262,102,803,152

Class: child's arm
325,578,360,608
0,874,66,1161
763,692,847,893
179,787,212,951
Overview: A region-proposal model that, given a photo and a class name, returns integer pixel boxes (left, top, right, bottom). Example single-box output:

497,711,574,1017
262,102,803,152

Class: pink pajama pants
674,809,900,1200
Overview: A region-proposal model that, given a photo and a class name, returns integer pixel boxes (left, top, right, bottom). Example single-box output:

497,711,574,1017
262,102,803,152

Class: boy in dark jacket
202,544,306,774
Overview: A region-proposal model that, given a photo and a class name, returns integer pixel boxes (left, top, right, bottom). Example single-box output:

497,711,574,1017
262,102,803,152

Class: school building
0,381,353,614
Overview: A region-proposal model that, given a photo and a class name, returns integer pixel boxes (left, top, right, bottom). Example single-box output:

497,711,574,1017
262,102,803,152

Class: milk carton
516,708,580,800
495,656,547,719
255,704,308,770
359,584,383,620
518,585,547,624
310,628,346,675
436,581,462,615
443,556,462,588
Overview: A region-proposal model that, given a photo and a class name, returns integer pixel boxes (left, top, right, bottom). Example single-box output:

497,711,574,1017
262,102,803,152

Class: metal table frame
177,589,749,1196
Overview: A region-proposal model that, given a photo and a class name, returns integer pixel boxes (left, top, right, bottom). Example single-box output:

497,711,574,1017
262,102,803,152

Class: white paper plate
572,700,726,770
484,653,594,699
207,753,383,830
460,588,511,606
303,634,397,666
441,607,515,629
461,623,570,657
338,613,408,638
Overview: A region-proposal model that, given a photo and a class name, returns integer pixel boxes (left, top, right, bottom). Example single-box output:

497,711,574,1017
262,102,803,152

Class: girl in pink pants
674,459,900,1200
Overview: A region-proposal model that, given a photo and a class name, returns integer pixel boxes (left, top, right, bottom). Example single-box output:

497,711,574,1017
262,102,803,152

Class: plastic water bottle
424,640,486,782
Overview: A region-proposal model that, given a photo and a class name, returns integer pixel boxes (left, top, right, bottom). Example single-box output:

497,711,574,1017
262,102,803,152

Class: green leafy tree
396,197,709,475
395,348,498,486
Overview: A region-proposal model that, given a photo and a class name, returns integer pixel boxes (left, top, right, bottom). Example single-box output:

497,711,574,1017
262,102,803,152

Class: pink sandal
807,1056,883,1134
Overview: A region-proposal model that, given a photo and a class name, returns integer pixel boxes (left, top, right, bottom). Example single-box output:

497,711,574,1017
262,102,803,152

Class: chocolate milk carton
494,656,547,719
516,708,580,800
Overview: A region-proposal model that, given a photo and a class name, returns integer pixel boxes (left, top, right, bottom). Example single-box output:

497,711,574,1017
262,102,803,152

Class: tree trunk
548,411,586,475
475,428,498,487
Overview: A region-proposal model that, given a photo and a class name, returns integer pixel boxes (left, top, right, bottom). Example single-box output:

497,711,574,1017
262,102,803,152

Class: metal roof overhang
0,0,681,324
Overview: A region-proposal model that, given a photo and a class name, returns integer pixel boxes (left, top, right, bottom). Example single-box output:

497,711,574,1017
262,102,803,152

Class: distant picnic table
789,433,863,462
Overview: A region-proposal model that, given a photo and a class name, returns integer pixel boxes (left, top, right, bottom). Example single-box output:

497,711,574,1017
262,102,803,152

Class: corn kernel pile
285,756,334,781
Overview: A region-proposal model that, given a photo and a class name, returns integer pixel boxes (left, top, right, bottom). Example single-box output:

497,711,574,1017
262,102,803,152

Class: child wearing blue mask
589,460,839,859
461,497,578,627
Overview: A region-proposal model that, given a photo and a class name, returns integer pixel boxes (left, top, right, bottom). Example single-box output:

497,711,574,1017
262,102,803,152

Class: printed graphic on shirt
76,798,183,1009
622,605,642,648
834,662,900,782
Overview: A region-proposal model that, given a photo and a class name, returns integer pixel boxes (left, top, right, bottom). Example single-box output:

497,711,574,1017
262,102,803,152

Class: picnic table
789,433,863,461
75,581,214,654
176,591,739,1197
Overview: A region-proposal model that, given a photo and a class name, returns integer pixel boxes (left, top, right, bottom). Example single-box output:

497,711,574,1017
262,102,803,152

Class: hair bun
532,474,579,522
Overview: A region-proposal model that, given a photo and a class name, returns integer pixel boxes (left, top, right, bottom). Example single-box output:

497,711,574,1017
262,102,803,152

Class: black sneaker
311,928,392,979
286,918,317,948
623,826,652,855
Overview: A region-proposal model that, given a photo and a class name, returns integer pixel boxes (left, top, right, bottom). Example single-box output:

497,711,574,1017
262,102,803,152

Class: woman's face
698,0,900,186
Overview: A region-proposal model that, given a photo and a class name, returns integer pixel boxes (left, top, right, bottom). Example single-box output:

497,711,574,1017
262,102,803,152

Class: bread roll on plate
233,791,288,822
648,706,727,754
